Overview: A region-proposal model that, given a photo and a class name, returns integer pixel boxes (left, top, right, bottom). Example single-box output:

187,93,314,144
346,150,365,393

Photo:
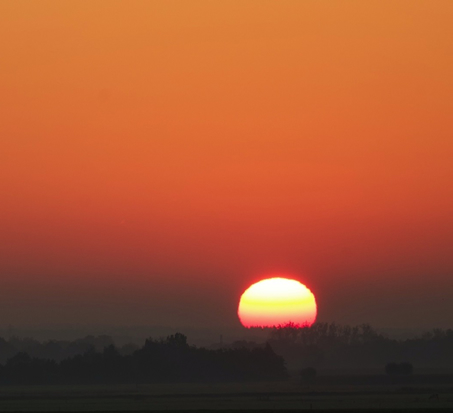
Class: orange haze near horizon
1,1,453,329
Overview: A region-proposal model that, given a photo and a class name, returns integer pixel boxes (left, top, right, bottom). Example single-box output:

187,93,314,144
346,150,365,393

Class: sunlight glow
238,277,317,328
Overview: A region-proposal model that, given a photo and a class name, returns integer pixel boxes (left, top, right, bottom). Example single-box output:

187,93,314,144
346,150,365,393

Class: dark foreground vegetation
268,322,453,370
0,333,287,385
0,334,132,363
2,323,453,386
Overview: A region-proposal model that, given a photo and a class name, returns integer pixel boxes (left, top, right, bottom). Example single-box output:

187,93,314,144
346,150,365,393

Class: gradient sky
1,1,452,330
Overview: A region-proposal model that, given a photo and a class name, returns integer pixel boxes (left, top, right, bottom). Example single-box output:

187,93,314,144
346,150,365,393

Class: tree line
0,334,134,364
268,322,453,369
2,323,453,385
0,333,287,385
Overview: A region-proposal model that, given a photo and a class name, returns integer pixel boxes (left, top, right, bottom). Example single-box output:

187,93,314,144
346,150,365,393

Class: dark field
1,379,453,412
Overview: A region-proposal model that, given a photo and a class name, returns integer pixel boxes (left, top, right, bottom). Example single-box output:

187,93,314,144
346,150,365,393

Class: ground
0,379,452,411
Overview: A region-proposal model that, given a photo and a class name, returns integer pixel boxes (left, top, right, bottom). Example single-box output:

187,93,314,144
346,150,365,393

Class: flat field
0,379,453,412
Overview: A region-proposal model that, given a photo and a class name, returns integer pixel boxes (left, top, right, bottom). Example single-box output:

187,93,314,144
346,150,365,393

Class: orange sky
1,1,453,329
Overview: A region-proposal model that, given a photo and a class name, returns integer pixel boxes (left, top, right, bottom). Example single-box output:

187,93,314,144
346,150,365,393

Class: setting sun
238,277,317,328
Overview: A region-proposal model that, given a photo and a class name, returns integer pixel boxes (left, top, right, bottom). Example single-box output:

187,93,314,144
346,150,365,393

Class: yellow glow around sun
238,277,317,328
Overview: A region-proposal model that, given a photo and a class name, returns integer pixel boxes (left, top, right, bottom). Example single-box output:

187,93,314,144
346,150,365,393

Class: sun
238,277,317,328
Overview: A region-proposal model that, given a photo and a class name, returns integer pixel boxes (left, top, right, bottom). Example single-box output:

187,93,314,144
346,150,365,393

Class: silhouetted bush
400,361,414,375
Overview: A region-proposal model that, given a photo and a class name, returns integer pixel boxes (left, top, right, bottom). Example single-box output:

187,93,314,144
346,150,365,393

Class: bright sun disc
238,277,317,328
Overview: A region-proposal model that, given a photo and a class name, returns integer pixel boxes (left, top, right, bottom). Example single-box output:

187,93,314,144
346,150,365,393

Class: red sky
1,1,453,329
